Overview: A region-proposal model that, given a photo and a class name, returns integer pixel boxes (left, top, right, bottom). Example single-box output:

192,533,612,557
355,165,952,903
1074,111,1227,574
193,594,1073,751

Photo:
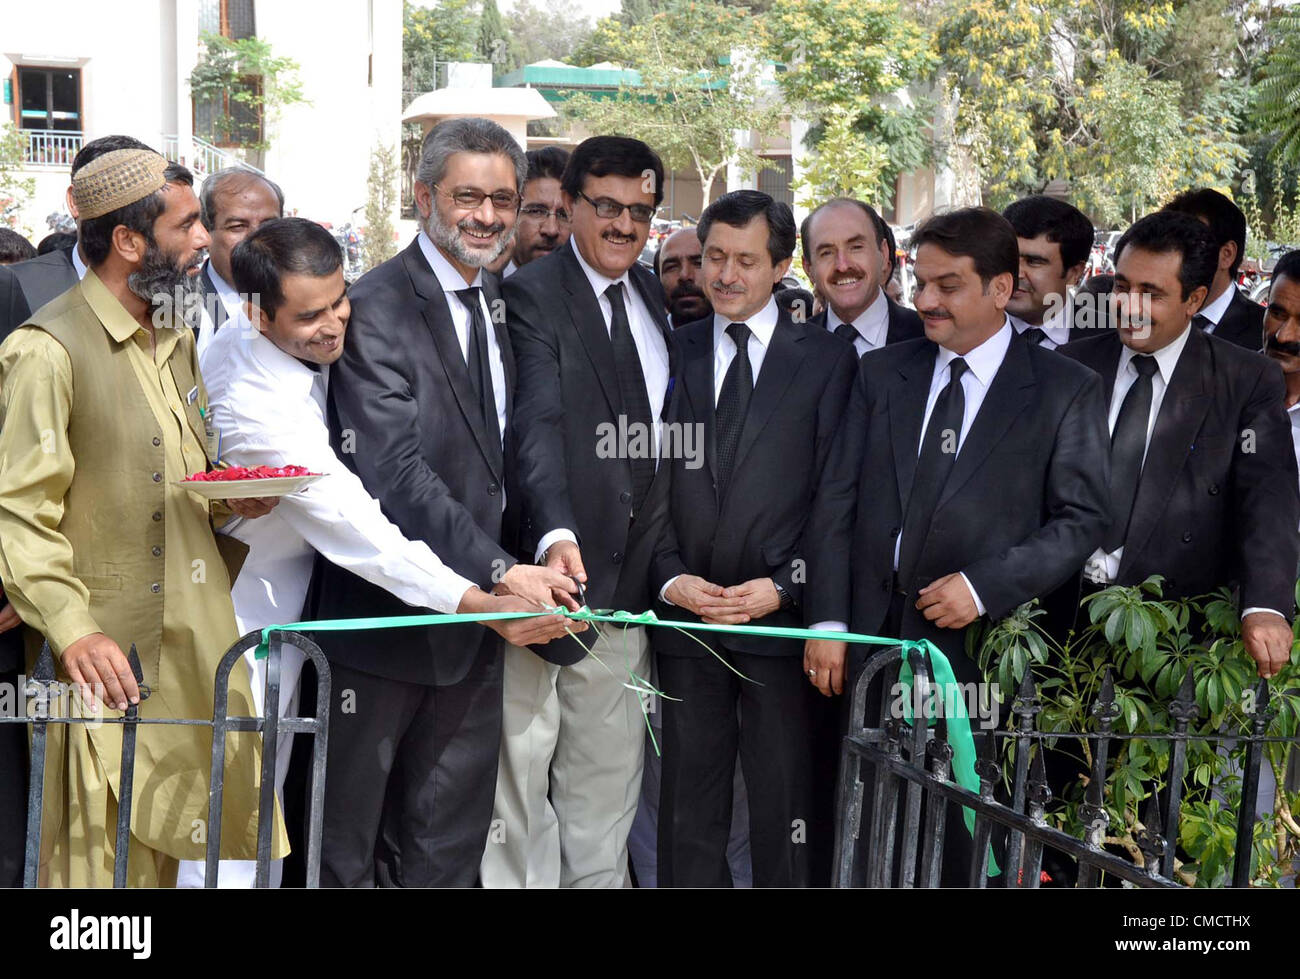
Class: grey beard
424,210,515,268
128,248,204,330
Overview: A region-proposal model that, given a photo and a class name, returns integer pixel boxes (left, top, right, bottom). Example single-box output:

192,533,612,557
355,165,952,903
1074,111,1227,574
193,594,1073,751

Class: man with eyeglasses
501,146,571,277
487,135,677,888
309,118,584,887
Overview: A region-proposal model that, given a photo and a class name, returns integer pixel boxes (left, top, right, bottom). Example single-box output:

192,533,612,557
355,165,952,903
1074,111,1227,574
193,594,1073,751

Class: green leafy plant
976,576,1300,886
0,124,36,233
189,33,307,152
363,141,400,272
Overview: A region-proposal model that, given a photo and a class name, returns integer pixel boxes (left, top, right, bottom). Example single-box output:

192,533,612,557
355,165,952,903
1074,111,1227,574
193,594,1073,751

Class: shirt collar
503,259,519,278
713,296,779,350
831,288,889,347
71,245,88,280
570,235,631,300
936,317,1013,389
417,230,484,293
1119,322,1193,386
1010,305,1072,347
1198,283,1236,326
79,268,148,344
207,261,243,312
248,327,326,397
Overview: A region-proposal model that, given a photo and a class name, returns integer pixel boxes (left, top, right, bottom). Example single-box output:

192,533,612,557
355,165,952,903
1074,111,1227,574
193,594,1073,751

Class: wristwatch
773,581,793,610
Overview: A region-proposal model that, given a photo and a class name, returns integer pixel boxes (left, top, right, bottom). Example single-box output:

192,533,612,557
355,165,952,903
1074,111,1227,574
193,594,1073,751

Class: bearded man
0,147,283,886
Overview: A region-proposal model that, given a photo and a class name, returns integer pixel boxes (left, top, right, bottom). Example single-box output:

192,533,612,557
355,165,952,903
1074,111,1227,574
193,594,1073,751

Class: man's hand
700,578,781,624
457,587,584,645
60,632,138,712
1242,611,1295,679
0,593,21,635
916,573,979,630
804,638,847,697
226,496,279,519
664,574,735,617
498,563,582,611
543,540,587,584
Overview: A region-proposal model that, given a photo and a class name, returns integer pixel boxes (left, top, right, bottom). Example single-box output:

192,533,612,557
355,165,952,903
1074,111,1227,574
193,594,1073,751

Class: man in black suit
309,118,580,887
655,226,711,327
800,197,922,354
1162,188,1265,351
650,190,856,886
1059,212,1298,679
489,136,674,888
803,206,1111,695
1002,195,1096,347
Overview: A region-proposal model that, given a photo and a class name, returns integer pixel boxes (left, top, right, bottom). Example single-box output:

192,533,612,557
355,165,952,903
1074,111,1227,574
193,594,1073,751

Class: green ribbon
254,606,996,871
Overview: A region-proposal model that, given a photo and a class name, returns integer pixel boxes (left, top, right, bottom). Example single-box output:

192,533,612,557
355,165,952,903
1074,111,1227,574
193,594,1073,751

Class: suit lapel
731,314,807,475
1118,328,1213,575
402,241,504,481
937,336,1036,508
889,341,936,510
682,325,716,481
558,245,622,419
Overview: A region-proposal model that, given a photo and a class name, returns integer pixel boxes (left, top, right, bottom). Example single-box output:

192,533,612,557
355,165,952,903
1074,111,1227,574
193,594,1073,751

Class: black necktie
834,321,859,346
1022,327,1048,346
454,287,502,450
898,357,968,588
715,322,753,495
1192,313,1212,332
606,283,655,512
1103,354,1158,552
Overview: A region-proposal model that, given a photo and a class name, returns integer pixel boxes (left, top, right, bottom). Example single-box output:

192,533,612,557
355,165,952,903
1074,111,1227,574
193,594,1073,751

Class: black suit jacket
1058,327,1298,616
505,243,675,665
197,261,228,341
807,294,923,348
806,330,1112,682
0,247,78,342
651,310,858,657
1208,287,1266,352
308,238,519,686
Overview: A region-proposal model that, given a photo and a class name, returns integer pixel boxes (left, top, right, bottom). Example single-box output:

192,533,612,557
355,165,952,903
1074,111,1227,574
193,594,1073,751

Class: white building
2,0,402,240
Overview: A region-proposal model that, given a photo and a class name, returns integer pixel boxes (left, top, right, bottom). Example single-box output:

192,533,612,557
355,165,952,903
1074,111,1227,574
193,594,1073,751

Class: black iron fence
834,644,1299,888
3,630,329,888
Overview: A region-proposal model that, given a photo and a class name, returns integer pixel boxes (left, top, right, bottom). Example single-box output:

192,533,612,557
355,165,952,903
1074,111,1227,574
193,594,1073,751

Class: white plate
175,473,324,499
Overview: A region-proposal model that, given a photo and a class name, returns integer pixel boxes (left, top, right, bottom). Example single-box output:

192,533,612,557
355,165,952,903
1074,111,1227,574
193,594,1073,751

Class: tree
0,125,36,234
507,0,594,67
1254,7,1300,166
403,0,480,99
364,141,400,271
763,0,937,208
477,0,520,73
564,1,783,205
789,107,891,211
189,34,307,153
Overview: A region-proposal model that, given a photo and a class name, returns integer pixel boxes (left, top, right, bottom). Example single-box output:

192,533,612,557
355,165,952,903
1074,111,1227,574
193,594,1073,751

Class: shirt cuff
43,607,103,658
1242,607,1287,622
659,575,681,605
810,621,848,633
958,573,987,616
535,528,577,565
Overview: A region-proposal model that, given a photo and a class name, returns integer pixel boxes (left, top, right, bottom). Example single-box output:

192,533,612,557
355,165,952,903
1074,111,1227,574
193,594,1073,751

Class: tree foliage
1254,7,1300,167
189,34,307,152
0,125,36,234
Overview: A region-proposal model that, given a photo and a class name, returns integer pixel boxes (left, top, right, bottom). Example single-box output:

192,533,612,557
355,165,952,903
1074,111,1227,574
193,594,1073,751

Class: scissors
571,576,588,609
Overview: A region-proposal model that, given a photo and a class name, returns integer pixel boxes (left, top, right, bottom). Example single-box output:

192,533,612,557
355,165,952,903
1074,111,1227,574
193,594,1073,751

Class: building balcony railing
22,129,83,168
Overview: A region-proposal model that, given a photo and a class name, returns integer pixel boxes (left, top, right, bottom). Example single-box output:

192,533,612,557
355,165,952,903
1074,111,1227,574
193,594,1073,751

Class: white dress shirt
1194,281,1236,334
1083,324,1193,583
71,245,88,280
417,231,508,446
196,262,249,392
1009,303,1072,349
660,298,780,602
503,259,519,278
814,319,1014,632
201,326,477,636
535,237,671,562
826,288,890,356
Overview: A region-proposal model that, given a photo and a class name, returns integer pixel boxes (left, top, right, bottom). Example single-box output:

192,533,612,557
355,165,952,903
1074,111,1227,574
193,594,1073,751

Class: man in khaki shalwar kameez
0,148,286,886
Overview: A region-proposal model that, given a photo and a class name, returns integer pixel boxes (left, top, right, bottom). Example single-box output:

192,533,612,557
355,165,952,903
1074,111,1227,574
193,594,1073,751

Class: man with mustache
1058,213,1298,679
0,148,283,885
309,118,583,887
491,135,674,888
1264,251,1300,478
800,197,922,356
1002,195,1095,348
655,226,712,326
502,146,572,276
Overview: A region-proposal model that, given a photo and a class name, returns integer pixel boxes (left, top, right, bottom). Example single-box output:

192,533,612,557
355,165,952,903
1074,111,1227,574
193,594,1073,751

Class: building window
17,67,81,132
194,0,259,146
757,156,793,207
199,0,256,39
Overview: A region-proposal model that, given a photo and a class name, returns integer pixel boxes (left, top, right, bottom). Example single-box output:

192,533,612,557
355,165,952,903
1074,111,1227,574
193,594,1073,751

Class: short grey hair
415,117,527,195
200,167,285,230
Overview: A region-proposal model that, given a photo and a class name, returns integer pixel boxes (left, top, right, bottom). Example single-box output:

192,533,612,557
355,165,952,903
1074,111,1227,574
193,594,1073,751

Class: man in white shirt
799,197,922,356
179,217,578,887
1002,195,1093,348
194,167,284,368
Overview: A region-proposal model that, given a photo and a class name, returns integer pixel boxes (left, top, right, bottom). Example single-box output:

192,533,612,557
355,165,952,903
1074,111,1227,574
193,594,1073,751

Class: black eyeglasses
519,204,572,224
577,190,656,224
432,184,521,211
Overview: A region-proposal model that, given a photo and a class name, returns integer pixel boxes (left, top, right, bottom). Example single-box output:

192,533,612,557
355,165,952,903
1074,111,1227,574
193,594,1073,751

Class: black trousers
319,638,503,887
657,649,835,887
0,663,27,887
